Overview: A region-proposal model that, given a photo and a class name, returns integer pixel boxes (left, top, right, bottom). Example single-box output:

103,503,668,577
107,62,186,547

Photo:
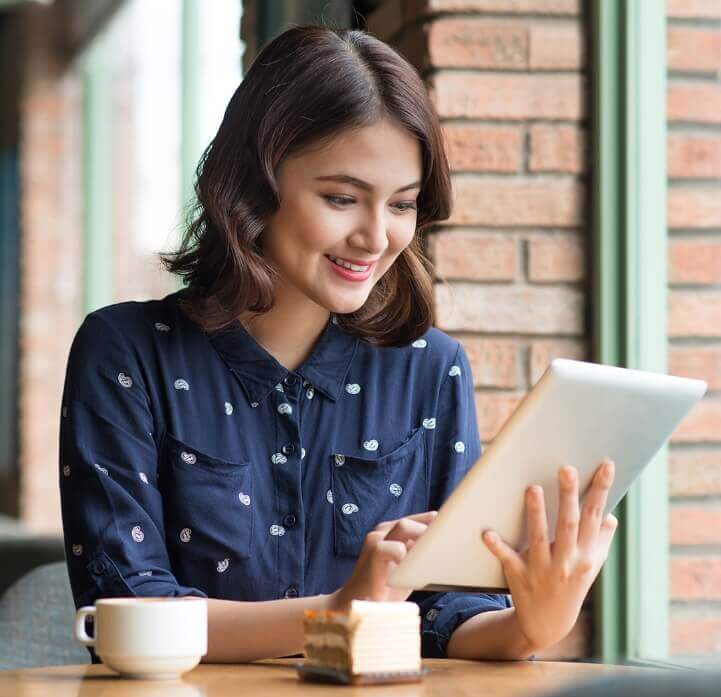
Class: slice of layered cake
299,600,422,685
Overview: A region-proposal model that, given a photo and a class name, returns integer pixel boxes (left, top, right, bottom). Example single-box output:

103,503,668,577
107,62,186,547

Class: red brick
668,188,721,228
669,449,721,496
668,134,721,179
463,337,520,388
450,177,584,227
669,239,721,285
435,282,585,334
666,0,721,19
428,18,529,70
529,23,584,70
17,13,180,532
19,41,85,533
671,557,721,600
669,292,721,338
430,231,518,281
529,125,586,174
669,346,721,390
442,124,522,172
529,339,587,384
670,505,721,545
668,27,721,74
671,613,721,655
406,0,580,15
476,391,523,441
668,83,721,124
671,397,721,443
527,234,585,282
433,72,584,120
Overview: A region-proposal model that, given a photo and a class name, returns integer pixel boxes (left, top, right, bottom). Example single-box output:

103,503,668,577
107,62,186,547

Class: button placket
273,372,304,600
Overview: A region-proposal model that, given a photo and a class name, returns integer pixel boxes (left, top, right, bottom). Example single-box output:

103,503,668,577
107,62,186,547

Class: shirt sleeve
59,313,206,611
409,340,512,659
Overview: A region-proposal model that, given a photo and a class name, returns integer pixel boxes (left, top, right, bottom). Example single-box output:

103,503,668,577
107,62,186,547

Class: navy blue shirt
59,290,510,658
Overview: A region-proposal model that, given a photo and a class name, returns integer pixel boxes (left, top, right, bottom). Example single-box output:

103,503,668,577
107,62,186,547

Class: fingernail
484,530,497,544
562,466,575,484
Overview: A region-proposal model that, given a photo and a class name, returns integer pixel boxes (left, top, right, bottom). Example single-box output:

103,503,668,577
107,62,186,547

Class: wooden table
0,658,651,697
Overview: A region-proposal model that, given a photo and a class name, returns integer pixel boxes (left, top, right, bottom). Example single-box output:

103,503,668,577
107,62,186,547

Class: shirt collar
206,315,359,406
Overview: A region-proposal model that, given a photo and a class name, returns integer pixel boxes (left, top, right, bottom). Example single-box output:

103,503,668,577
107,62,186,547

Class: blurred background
0,0,719,669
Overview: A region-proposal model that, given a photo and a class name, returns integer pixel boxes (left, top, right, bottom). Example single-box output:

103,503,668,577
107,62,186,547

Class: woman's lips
325,255,375,282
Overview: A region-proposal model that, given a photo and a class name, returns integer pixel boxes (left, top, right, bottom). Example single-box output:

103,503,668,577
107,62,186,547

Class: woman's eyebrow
314,174,421,193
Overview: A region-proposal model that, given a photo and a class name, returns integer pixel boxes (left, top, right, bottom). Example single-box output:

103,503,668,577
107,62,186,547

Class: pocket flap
163,432,251,476
332,426,425,469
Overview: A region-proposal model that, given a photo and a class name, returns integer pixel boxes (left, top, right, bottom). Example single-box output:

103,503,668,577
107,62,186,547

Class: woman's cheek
389,224,416,255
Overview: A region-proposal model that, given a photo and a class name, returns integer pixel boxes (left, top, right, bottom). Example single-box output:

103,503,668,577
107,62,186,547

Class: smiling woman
59,25,520,669
160,25,451,347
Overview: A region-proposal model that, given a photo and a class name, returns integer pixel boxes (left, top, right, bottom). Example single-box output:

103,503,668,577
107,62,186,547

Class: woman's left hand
482,459,618,652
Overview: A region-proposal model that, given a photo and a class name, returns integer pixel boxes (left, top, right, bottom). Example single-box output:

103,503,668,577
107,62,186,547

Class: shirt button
283,514,297,528
284,586,299,599
284,374,298,387
425,608,440,622
281,442,296,456
92,560,108,575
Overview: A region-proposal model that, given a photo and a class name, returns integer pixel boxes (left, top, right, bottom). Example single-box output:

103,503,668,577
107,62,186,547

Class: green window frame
591,0,669,664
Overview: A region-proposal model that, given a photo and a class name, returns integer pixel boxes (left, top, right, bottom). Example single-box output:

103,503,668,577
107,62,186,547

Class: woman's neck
239,297,331,373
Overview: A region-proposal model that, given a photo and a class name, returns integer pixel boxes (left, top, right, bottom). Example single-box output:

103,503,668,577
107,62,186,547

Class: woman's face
262,118,423,315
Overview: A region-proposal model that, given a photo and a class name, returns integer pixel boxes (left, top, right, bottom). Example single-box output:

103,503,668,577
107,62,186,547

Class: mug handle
74,606,96,647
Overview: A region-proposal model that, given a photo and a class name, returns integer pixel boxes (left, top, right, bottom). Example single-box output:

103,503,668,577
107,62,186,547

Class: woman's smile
325,254,377,282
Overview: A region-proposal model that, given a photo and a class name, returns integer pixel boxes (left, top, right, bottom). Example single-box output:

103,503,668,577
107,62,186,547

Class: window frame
591,0,669,664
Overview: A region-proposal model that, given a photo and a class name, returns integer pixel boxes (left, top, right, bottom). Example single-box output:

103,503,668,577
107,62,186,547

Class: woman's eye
323,195,355,206
393,201,418,212
323,195,417,212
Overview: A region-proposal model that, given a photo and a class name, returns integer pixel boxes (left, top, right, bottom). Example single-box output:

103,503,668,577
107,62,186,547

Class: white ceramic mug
74,597,208,679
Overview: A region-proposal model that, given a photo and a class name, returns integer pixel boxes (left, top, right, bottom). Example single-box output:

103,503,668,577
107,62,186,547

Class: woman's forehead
284,120,423,187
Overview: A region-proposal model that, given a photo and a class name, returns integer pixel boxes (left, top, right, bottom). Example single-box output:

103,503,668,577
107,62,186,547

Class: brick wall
367,0,589,659
18,5,84,532
665,0,721,663
16,3,177,532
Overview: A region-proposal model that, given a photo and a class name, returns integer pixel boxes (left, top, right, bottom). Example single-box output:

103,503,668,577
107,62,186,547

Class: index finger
577,458,615,554
373,510,438,532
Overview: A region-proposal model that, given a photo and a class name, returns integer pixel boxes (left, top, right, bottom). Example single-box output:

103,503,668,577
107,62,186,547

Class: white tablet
388,359,707,593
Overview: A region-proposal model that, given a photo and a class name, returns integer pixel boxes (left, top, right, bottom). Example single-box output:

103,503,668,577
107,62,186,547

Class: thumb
371,539,408,568
364,539,408,599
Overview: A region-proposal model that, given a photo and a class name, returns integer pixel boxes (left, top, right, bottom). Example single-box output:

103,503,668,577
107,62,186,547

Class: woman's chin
323,295,369,316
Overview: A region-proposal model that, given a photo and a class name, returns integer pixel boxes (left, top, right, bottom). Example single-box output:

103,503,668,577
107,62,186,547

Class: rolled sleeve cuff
84,552,207,601
418,592,512,659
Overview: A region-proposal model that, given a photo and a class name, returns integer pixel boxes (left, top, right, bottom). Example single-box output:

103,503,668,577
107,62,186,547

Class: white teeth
328,255,369,273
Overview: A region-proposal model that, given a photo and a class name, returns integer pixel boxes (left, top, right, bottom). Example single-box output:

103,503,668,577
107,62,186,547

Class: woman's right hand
328,510,438,611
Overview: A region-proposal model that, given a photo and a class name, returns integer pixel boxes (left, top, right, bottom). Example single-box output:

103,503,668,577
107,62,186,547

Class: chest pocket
331,426,427,557
161,432,254,572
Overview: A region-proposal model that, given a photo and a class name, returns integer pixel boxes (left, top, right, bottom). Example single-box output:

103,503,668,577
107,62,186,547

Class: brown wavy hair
161,25,452,346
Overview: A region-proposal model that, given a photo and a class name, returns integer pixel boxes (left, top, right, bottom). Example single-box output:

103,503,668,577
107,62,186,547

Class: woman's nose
350,208,388,256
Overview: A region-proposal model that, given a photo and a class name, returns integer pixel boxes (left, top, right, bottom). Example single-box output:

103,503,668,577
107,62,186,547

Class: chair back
0,561,88,669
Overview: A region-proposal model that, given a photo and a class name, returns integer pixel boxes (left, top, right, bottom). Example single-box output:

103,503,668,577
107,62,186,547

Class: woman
60,25,617,663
